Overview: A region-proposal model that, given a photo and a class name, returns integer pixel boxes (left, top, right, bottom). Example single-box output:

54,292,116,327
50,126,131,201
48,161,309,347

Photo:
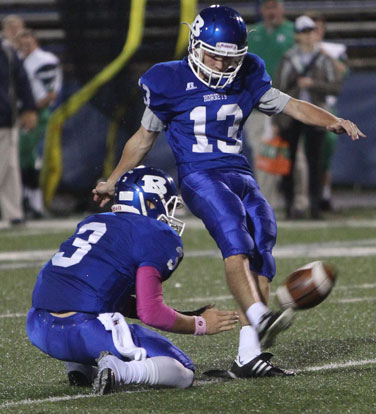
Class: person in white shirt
274,16,342,219
18,29,62,218
310,13,348,211
0,17,37,226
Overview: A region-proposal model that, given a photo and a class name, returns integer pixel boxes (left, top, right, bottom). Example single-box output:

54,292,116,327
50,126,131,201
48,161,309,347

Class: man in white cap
274,15,342,219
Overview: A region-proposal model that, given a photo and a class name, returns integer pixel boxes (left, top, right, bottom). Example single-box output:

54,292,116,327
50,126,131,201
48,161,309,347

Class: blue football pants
180,168,277,279
26,308,194,370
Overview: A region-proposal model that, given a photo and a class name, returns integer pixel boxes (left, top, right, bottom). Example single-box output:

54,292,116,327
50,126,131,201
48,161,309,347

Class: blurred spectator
244,0,295,208
1,14,25,52
250,0,294,80
274,16,342,219
0,28,37,225
17,29,63,219
310,13,348,211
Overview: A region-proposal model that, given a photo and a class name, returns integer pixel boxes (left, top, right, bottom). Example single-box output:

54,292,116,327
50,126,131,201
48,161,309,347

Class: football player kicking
93,6,365,377
26,166,239,394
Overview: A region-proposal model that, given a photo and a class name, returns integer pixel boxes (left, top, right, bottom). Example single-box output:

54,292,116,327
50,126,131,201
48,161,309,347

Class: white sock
102,355,193,389
237,325,261,365
151,356,194,389
245,301,269,328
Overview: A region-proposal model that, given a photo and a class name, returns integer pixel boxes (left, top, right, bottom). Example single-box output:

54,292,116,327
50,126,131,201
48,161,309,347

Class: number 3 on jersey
191,104,243,153
52,222,107,268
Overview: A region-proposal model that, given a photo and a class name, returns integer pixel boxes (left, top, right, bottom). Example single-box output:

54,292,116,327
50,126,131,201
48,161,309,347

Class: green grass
0,213,376,413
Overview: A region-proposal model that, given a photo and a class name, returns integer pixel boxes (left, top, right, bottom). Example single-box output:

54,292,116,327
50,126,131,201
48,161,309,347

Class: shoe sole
260,308,295,349
93,368,115,395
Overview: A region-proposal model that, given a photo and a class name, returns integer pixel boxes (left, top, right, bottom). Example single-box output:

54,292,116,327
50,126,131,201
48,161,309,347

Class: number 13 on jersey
190,104,243,154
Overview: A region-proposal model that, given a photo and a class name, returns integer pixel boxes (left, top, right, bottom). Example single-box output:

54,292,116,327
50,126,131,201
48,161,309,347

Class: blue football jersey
32,213,183,313
139,54,271,178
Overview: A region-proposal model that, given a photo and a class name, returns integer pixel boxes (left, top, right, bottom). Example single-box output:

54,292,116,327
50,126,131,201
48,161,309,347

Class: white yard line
0,219,79,231
184,244,376,259
294,358,376,373
336,283,376,290
170,293,376,305
0,250,56,261
0,261,45,270
0,313,27,319
2,217,376,232
1,358,376,409
0,393,101,410
277,219,376,229
1,238,376,267
186,218,376,229
336,297,376,303
1,217,376,266
274,245,376,258
0,228,74,238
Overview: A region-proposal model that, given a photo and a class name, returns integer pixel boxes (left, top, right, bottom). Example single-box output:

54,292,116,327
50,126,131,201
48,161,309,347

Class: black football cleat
68,370,92,387
230,353,295,378
257,308,295,348
93,351,116,395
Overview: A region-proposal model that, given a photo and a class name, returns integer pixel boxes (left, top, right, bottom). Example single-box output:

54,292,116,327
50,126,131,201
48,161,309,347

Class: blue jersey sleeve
240,53,272,106
139,61,186,124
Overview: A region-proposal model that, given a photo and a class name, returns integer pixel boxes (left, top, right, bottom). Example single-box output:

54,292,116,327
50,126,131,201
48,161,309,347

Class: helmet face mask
157,196,185,236
112,166,185,236
187,5,248,89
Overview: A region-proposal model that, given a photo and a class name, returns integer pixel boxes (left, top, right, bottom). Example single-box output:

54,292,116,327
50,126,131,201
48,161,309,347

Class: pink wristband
194,316,206,336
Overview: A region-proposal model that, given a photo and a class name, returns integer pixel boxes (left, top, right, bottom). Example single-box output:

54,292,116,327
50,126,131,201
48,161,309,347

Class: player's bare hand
92,181,115,207
327,118,366,140
202,307,239,335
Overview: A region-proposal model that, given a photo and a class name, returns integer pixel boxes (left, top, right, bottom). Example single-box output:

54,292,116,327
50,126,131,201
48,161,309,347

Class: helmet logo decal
141,175,168,195
118,191,134,201
191,14,204,37
216,42,238,52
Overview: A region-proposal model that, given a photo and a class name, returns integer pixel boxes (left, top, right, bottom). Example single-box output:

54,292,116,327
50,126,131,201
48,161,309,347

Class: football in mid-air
276,261,337,310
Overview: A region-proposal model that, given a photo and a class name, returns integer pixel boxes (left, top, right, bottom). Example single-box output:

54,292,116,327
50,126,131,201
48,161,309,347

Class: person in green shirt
249,0,294,81
244,0,296,210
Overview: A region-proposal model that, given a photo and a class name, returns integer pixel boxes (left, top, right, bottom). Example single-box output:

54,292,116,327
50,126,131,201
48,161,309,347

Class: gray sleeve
256,88,291,115
141,106,165,132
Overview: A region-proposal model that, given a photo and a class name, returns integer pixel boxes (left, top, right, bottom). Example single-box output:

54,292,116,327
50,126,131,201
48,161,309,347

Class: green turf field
0,211,375,413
